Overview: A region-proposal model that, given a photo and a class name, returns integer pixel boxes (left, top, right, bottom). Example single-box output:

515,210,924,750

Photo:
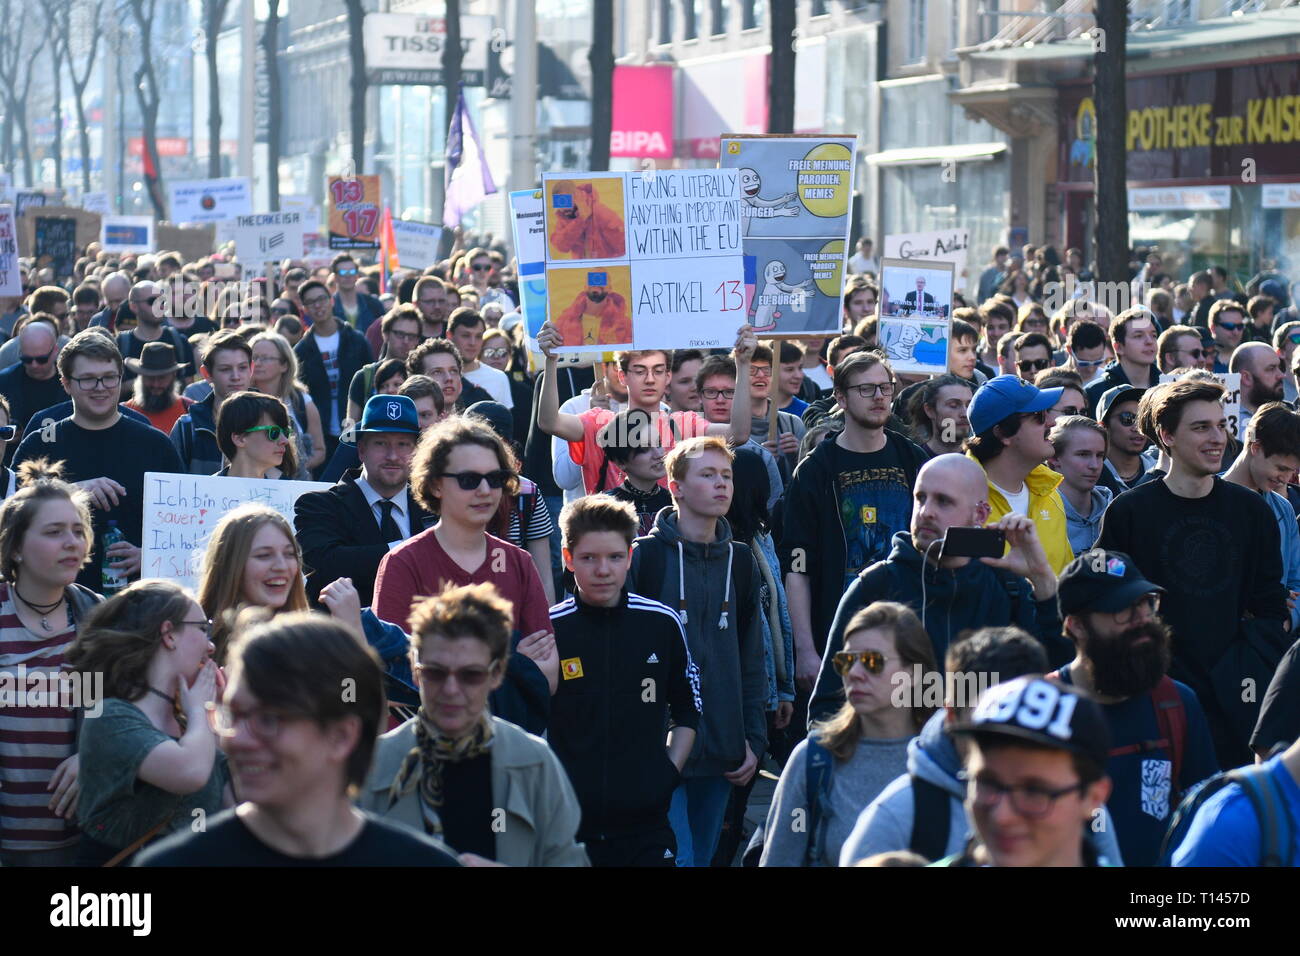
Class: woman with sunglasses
137,612,460,866
249,332,325,476
373,416,559,711
214,391,299,480
198,504,310,663
480,327,533,444
361,583,585,866
759,602,937,867
65,580,230,866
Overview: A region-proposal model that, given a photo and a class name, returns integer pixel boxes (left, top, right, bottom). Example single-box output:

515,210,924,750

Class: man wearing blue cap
295,393,434,607
965,374,1074,575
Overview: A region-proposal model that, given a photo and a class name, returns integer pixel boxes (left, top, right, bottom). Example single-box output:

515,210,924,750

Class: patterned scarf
387,708,494,836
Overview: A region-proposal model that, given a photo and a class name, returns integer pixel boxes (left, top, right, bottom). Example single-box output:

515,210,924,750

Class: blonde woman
249,331,325,476
759,602,938,867
197,504,309,662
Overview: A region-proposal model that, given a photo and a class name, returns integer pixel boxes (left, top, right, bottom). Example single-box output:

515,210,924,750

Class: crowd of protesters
1,232,1299,869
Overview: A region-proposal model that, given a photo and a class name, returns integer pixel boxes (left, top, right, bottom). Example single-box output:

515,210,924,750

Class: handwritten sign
141,473,329,589
82,191,111,216
883,229,970,288
542,169,745,351
391,218,443,268
326,174,381,251
1160,371,1242,439
233,211,305,266
0,205,20,296
15,191,48,218
719,134,857,336
34,216,78,280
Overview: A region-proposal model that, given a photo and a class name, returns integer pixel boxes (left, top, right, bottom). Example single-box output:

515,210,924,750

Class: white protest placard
233,211,305,266
1160,371,1242,439
391,219,443,268
141,473,330,589
169,177,253,224
82,191,111,216
541,169,746,351
0,205,21,296
883,229,970,288
875,257,956,375
279,194,321,234
101,215,155,254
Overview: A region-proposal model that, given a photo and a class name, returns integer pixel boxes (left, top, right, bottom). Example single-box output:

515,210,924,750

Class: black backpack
908,776,952,862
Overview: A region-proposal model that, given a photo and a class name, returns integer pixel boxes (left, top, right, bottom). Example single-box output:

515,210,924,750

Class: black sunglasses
20,349,54,365
440,469,513,491
0,425,15,441
1018,359,1052,373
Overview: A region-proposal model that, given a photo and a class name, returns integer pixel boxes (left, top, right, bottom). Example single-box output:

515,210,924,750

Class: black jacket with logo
548,590,701,839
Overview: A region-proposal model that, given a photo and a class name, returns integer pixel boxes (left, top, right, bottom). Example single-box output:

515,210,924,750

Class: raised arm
535,321,587,443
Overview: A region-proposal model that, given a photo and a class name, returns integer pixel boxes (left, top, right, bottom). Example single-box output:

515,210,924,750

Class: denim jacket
753,531,796,710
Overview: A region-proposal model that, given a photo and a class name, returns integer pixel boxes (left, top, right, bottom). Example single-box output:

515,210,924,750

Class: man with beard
1053,549,1219,866
1228,341,1285,435
115,280,196,390
903,374,974,458
1098,378,1288,767
124,341,192,433
554,272,631,347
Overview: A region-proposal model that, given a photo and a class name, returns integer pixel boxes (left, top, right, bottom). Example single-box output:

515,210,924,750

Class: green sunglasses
244,425,294,442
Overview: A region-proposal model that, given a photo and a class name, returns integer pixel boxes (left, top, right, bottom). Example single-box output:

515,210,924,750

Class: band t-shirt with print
828,440,913,589
314,329,342,435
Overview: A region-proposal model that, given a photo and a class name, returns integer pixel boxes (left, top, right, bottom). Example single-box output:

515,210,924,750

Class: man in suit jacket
295,278,374,462
295,393,431,606
902,277,937,314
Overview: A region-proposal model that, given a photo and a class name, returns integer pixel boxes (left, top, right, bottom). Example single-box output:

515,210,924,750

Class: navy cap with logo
1096,385,1145,425
952,675,1111,768
1058,548,1164,619
969,374,1065,435
358,394,420,435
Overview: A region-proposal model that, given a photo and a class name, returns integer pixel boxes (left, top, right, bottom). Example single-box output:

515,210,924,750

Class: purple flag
443,87,497,228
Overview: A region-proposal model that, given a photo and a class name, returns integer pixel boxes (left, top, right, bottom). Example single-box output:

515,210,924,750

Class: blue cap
358,394,420,435
968,374,1064,435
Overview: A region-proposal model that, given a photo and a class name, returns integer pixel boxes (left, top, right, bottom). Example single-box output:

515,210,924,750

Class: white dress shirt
355,475,412,543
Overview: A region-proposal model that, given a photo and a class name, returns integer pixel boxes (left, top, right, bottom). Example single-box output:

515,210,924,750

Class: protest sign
883,229,969,289
101,215,155,255
280,194,321,234
391,219,443,268
718,134,856,337
156,224,217,265
0,205,20,297
34,216,78,280
1160,371,1242,439
169,177,253,224
327,174,382,251
15,191,47,218
141,473,330,589
875,257,956,375
82,191,111,216
233,212,305,266
17,205,100,258
509,188,548,356
541,169,746,351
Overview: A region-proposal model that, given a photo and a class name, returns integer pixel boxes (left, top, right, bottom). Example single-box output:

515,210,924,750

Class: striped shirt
0,583,78,851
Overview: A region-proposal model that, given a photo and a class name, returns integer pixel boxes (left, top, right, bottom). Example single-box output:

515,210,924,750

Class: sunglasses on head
441,469,514,491
833,649,890,676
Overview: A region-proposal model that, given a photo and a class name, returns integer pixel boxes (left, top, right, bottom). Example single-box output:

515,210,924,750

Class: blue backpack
1159,763,1297,866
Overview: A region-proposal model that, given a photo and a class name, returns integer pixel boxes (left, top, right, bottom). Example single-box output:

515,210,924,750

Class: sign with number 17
326,174,382,251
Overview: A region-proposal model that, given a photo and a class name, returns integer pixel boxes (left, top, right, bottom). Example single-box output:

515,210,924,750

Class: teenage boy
626,436,766,868
599,409,672,536
548,496,701,867
536,319,757,495
297,278,374,460
1208,299,1246,372
1157,324,1205,375
1094,385,1155,495
695,355,785,512
892,317,984,415
12,331,184,590
449,306,513,409
774,341,809,418
170,329,252,475
666,349,704,413
330,253,385,333
1084,308,1160,415
940,676,1116,867
1054,549,1220,867
1049,415,1112,557
965,375,1073,575
781,350,930,690
1097,378,1289,767
1223,402,1300,634
747,343,806,474
405,338,493,413
1063,320,1108,386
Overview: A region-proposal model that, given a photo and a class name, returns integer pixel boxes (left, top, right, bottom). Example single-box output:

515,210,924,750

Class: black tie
377,499,402,544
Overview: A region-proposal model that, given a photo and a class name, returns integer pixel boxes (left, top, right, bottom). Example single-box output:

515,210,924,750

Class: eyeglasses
1018,359,1052,373
843,381,896,399
833,649,890,676
1073,357,1105,368
749,366,773,379
335,267,359,277
20,349,54,366
1054,406,1083,417
1112,592,1160,626
1177,348,1205,360
1113,411,1138,427
252,354,283,364
440,469,514,491
0,425,14,441
1215,320,1244,332
701,387,736,401
471,263,492,273
389,330,421,343
207,702,302,742
413,660,501,688
244,424,294,442
72,374,122,391
182,618,214,636
481,347,510,359
1287,334,1300,346
968,775,1087,819
1021,409,1048,425
302,295,331,308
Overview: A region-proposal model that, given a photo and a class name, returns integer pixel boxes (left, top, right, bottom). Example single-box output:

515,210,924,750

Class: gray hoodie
629,509,768,778
839,710,1126,865
1061,484,1113,558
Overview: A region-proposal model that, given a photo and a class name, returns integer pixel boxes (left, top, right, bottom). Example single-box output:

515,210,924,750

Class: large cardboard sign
326,175,382,251
169,177,253,224
718,134,856,336
391,219,443,269
34,217,78,280
883,229,969,289
141,473,329,589
233,212,306,266
1160,371,1242,439
0,206,20,297
875,257,956,375
541,169,746,351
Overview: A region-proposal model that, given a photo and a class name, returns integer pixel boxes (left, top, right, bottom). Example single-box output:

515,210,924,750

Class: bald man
807,453,1072,725
90,273,133,332
1229,341,1285,434
0,320,70,440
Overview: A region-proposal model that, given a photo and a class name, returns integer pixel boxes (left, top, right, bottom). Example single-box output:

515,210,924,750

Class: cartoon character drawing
881,322,946,364
555,271,631,346
549,180,626,260
738,168,799,236
751,259,814,332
